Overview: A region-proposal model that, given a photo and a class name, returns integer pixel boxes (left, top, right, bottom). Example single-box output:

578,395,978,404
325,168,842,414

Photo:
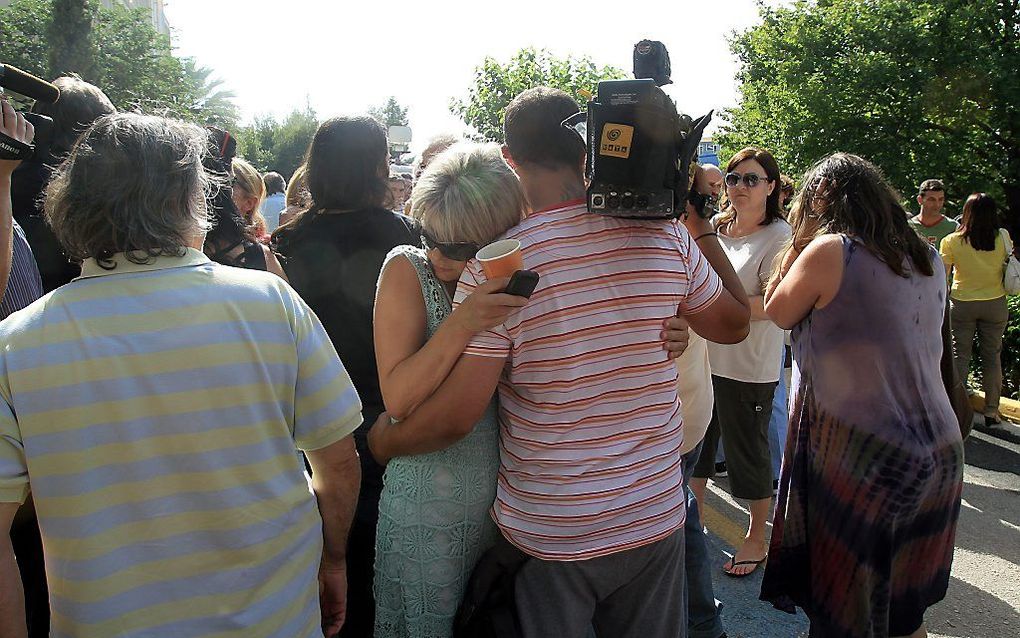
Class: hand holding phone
504,270,540,298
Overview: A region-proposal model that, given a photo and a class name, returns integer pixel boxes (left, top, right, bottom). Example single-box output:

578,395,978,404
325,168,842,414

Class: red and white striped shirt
454,200,722,560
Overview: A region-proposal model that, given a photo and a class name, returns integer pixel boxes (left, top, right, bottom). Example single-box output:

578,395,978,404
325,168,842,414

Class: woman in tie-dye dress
761,153,964,638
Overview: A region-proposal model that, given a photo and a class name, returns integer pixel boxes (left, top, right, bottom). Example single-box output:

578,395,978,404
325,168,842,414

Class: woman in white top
691,147,791,577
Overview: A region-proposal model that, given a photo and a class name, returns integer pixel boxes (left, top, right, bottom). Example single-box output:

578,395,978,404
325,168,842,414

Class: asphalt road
698,418,1020,638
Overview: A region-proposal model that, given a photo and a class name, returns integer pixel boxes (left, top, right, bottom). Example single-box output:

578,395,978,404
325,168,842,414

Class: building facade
0,0,170,36
698,137,721,167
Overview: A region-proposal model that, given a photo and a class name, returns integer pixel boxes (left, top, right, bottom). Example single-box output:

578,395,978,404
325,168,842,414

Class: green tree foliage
369,96,409,128
236,105,319,178
47,0,98,81
182,58,240,130
720,0,1020,218
451,48,626,142
0,0,55,109
0,0,237,126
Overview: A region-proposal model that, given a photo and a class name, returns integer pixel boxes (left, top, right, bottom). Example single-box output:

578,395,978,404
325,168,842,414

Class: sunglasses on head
420,229,479,262
725,172,771,188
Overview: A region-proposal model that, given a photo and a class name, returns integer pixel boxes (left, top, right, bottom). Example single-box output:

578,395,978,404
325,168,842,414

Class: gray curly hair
45,112,215,266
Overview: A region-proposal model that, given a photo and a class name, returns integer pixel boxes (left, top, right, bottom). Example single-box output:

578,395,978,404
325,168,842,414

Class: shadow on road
954,481,1020,566
927,576,1020,638
964,433,1020,475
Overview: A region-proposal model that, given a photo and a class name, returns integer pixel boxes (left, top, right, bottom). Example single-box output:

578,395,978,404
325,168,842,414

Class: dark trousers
693,375,777,500
514,530,687,638
682,443,725,638
10,503,49,638
338,416,386,638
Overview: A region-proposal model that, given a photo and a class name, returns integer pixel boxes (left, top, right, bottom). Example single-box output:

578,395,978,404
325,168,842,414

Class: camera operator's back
455,197,722,559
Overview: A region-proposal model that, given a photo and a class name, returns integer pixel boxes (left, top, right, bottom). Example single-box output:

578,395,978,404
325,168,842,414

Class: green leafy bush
968,295,1020,399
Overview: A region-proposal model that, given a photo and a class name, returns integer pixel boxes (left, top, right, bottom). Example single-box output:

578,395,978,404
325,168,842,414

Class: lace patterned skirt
374,404,501,638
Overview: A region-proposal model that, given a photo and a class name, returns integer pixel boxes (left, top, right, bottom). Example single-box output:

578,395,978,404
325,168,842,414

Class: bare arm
0,98,34,300
263,245,289,282
679,214,750,344
374,255,523,420
748,295,769,320
369,354,504,464
682,213,750,314
765,234,844,329
0,501,27,638
305,435,361,637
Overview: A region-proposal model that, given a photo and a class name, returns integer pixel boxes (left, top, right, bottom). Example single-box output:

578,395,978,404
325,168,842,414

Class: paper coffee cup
477,239,523,279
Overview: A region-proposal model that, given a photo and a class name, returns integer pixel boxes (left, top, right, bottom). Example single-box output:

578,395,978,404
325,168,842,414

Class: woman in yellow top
940,193,1012,427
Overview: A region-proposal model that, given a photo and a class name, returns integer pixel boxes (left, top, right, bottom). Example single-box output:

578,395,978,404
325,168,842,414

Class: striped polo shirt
454,200,722,560
0,249,362,638
0,219,45,320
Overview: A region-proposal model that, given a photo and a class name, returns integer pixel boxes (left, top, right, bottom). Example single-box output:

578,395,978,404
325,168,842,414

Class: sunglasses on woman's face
420,230,479,262
725,172,771,189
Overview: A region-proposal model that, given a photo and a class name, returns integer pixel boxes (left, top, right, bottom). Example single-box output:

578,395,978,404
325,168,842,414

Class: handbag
1001,229,1020,295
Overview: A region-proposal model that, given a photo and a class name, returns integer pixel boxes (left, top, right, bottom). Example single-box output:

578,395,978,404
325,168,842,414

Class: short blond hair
410,143,527,246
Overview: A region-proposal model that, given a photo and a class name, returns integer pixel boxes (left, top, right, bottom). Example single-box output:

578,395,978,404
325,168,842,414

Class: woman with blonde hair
279,164,308,227
230,157,269,242
371,142,529,637
761,153,963,638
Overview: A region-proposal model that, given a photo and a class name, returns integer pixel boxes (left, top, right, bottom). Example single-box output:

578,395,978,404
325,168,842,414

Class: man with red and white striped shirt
370,87,749,637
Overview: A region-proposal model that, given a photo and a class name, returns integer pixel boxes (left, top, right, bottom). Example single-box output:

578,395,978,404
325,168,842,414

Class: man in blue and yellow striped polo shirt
0,113,363,638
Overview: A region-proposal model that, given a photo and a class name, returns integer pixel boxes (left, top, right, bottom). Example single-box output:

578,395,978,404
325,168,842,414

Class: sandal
723,555,767,578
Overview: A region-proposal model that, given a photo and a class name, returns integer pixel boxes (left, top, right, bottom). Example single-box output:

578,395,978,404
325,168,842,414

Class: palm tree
183,58,240,130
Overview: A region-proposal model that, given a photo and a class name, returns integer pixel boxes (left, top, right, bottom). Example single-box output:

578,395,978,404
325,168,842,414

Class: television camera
566,40,715,220
0,64,58,162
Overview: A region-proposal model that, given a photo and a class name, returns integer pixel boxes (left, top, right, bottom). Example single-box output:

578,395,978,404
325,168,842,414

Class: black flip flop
723,555,767,578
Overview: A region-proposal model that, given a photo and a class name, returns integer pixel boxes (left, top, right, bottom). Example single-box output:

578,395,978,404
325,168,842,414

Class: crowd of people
0,70,1006,638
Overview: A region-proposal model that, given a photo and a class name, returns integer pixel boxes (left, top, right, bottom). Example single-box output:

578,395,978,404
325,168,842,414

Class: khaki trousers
950,296,1009,413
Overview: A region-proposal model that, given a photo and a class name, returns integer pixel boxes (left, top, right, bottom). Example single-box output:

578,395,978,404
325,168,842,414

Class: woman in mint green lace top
371,143,529,638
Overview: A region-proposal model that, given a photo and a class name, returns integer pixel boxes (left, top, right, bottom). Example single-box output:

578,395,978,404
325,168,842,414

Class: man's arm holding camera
0,97,35,300
673,166,750,344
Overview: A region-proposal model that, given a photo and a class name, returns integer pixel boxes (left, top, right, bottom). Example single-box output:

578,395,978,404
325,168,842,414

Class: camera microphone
0,64,60,103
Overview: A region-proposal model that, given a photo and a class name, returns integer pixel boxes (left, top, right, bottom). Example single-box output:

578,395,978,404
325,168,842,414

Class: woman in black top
203,127,287,278
272,116,415,638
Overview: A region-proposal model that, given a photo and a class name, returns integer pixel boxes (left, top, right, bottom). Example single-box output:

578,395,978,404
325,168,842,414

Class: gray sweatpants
514,530,687,638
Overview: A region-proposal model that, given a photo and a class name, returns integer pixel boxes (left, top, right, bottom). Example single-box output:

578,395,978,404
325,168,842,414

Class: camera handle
0,130,33,161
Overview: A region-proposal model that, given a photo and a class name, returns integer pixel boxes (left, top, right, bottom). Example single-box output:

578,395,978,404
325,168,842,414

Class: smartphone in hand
504,270,540,298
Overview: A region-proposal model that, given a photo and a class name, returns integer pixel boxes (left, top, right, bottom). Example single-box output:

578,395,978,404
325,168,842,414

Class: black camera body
0,63,57,162
583,41,712,220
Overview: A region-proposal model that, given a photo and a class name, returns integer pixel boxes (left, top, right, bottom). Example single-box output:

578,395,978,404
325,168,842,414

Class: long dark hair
960,193,999,252
716,146,784,227
791,153,933,277
272,116,390,245
202,127,251,263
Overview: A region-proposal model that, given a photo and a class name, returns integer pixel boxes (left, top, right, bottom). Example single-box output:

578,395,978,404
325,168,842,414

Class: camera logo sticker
599,124,634,159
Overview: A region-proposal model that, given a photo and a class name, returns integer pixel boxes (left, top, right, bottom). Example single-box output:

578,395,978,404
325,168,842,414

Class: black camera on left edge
0,64,58,162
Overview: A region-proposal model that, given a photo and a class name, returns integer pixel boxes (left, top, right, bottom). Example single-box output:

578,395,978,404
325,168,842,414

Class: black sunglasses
420,229,479,262
725,172,771,188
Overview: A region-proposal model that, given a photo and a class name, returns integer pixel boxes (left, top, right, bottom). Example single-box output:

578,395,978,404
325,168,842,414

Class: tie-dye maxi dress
760,237,965,637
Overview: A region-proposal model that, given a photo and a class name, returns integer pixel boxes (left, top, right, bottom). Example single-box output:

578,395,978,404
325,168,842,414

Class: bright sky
163,0,775,153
